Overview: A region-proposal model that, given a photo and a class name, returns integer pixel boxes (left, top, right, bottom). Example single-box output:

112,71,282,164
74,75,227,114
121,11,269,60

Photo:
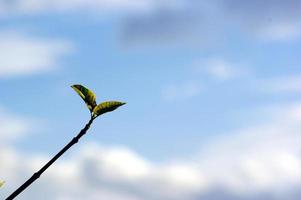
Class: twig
6,117,94,200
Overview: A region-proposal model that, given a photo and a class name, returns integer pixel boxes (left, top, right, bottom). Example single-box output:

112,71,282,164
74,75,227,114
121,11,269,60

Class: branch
6,117,94,200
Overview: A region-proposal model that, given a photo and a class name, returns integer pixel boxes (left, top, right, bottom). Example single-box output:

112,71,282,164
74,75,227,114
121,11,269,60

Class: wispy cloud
0,106,33,143
200,58,249,81
122,0,301,46
224,0,301,42
256,75,301,93
0,30,74,78
161,80,203,101
1,1,300,45
257,23,301,42
0,0,156,17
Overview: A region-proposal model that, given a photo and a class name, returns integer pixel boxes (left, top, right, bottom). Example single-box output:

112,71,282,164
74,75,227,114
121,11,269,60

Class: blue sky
1,1,301,200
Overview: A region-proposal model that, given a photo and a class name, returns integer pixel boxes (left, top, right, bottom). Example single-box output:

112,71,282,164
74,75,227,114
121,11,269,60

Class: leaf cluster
71,85,125,119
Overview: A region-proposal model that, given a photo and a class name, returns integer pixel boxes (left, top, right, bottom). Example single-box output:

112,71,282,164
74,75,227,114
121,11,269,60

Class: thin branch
6,117,94,200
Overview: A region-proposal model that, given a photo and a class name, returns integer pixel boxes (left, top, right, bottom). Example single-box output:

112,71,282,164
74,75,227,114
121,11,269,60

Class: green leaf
93,101,126,117
71,84,97,112
0,181,5,188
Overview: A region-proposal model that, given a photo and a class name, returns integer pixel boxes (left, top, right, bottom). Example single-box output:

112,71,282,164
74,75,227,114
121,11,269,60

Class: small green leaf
0,180,5,188
71,84,97,112
93,101,126,117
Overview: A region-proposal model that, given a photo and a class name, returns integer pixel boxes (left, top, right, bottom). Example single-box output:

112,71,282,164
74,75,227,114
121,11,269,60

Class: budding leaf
93,101,126,118
71,84,97,112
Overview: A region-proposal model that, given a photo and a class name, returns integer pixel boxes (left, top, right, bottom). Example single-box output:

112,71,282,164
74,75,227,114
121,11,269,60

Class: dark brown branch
6,117,94,200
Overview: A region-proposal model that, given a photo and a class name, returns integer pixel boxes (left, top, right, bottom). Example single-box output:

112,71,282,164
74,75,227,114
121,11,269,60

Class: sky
1,0,301,199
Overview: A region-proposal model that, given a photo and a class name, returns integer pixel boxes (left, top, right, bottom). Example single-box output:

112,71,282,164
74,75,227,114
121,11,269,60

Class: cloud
256,75,301,93
1,1,300,45
121,1,223,47
121,0,301,46
0,103,204,199
199,58,249,81
0,0,156,17
161,80,203,101
257,23,301,42
0,30,74,78
222,0,301,42
0,106,33,143
0,143,205,200
2,103,301,199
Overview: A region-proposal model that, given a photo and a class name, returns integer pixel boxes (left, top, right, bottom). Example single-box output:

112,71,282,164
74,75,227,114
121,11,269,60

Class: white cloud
0,143,206,200
0,106,33,143
257,75,301,93
198,103,301,196
80,145,152,181
0,0,157,17
0,30,74,78
258,23,301,42
201,58,249,81
161,80,203,101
